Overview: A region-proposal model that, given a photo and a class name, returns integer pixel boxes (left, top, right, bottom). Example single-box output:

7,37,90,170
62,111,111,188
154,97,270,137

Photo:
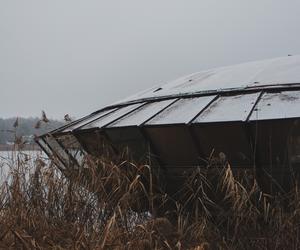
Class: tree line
0,117,64,144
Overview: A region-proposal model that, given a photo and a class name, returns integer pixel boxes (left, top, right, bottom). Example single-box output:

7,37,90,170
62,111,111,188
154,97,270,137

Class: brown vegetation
0,148,300,249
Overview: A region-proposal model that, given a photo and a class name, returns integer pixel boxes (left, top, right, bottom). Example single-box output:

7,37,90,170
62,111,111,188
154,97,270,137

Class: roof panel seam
102,103,147,128
140,98,179,126
73,108,118,131
188,95,219,124
245,91,264,122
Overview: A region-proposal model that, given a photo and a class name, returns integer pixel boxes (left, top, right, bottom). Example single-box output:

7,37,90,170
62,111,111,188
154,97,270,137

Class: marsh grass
1,147,300,249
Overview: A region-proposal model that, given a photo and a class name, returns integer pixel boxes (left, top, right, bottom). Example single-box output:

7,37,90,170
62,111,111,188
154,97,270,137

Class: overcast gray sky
1,0,300,119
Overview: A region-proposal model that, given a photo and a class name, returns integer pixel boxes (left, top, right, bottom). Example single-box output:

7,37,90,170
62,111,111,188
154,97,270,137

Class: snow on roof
193,92,261,123
108,99,175,127
52,55,300,134
81,103,144,129
249,90,300,121
146,95,216,125
62,108,117,132
116,55,300,105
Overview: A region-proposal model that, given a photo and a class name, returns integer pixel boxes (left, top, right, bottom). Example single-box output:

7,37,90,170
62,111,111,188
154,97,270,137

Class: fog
1,0,300,119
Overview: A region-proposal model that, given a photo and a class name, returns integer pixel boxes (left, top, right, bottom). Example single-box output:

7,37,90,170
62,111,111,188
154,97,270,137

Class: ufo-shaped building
37,55,300,193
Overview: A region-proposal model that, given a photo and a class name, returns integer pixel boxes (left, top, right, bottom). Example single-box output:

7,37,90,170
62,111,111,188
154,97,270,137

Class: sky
1,0,300,119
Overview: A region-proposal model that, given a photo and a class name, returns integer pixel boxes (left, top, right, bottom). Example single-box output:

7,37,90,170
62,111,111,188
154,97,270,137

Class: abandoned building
37,55,300,193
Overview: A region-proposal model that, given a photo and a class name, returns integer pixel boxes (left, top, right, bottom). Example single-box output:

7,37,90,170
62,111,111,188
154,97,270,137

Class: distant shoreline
0,144,41,151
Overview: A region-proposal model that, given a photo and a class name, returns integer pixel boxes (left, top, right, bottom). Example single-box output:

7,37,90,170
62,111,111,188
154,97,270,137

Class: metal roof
193,92,261,123
51,55,300,134
108,99,176,127
249,90,300,121
116,55,300,105
61,108,117,132
61,90,300,132
146,95,216,125
81,103,143,129
37,55,300,175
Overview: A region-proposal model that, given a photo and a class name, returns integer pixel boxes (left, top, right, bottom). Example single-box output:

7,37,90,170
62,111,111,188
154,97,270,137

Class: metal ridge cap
245,82,300,90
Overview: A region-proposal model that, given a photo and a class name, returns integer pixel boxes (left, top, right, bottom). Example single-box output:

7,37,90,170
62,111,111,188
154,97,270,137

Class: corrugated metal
80,103,144,129
108,99,175,127
146,95,216,125
62,108,117,132
193,92,260,123
249,91,300,121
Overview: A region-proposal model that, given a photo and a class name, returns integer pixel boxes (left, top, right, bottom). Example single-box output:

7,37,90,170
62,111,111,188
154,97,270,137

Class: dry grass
1,148,300,249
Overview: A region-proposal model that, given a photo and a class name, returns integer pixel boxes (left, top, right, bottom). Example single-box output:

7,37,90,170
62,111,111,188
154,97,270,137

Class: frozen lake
0,150,47,181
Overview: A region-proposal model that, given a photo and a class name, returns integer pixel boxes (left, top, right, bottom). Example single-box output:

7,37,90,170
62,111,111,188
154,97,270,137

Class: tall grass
1,148,300,249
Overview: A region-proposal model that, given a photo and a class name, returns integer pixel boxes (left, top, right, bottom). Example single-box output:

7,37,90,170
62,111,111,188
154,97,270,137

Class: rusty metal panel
43,135,71,169
105,127,149,162
193,92,260,123
146,95,216,125
108,99,176,127
36,137,53,157
144,126,200,166
249,119,300,166
79,103,144,129
249,91,300,121
55,134,87,167
191,123,253,166
37,137,66,171
74,130,116,158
